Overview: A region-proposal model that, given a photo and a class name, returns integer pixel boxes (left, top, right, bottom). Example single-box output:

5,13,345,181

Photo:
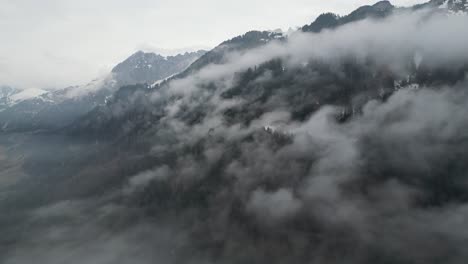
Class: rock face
111,50,207,86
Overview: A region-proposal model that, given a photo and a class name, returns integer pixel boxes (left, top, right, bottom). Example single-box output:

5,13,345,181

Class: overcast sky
0,0,426,90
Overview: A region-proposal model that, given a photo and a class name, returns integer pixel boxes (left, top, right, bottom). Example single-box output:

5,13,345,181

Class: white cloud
124,166,171,194
0,0,427,90
247,188,302,222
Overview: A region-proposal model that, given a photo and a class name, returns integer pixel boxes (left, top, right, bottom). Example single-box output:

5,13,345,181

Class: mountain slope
302,1,395,32
177,31,284,78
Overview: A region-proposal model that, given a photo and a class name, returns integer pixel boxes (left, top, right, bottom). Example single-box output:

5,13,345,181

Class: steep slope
178,30,284,78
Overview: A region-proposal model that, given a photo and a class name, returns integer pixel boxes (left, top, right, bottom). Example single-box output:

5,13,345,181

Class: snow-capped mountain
112,50,206,86
0,50,206,132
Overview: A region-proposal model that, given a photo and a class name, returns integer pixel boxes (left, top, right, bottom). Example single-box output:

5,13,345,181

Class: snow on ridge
63,74,116,99
10,88,47,103
151,73,177,88
439,0,449,8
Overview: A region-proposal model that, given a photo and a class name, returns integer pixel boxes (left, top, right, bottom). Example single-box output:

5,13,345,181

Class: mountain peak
302,0,395,33
125,51,166,62
111,50,206,86
302,13,340,32
373,1,394,11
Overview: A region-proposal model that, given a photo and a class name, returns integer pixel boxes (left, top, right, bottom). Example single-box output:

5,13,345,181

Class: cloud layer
0,0,427,89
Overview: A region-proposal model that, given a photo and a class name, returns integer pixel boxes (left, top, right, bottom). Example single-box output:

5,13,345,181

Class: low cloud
247,188,302,223
3,5,468,264
125,166,171,194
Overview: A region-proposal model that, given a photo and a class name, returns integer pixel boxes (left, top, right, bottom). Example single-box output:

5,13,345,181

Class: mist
2,1,468,264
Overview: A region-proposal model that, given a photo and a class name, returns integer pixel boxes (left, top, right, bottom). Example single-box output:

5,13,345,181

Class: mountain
112,50,206,86
72,0,468,141
0,50,206,132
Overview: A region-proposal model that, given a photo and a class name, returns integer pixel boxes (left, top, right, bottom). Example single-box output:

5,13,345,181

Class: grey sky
0,0,426,90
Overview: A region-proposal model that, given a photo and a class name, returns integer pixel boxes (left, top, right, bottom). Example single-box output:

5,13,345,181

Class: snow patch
151,73,177,87
64,75,115,98
439,0,449,8
10,88,47,103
